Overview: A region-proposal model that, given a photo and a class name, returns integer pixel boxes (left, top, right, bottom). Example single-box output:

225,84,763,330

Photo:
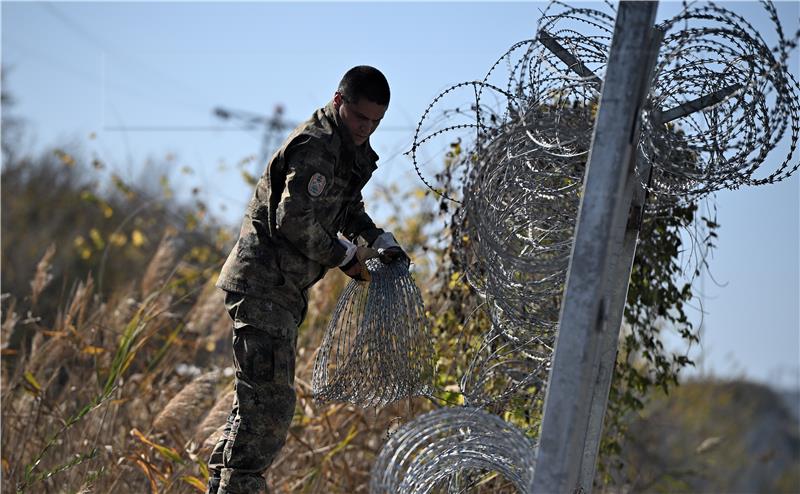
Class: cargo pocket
232,330,275,384
272,339,296,387
225,292,292,340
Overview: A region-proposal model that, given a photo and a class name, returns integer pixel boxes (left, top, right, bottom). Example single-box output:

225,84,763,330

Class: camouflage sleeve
275,142,348,267
341,196,384,247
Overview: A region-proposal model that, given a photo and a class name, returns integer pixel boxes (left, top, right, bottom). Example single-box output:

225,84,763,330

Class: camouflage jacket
216,102,384,323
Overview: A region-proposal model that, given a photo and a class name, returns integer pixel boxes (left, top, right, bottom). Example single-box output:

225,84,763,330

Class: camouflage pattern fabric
210,100,387,493
216,101,385,325
207,292,298,494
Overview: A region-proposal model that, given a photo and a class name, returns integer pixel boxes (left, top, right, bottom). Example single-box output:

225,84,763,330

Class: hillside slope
612,379,800,493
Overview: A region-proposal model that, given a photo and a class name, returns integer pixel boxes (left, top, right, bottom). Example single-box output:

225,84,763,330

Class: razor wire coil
372,1,798,491
369,407,537,494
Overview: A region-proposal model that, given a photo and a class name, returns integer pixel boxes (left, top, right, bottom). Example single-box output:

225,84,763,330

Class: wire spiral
373,1,798,491
369,407,537,494
410,0,798,350
641,1,800,207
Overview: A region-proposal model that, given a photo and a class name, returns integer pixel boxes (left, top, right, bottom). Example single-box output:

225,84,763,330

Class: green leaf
23,371,41,394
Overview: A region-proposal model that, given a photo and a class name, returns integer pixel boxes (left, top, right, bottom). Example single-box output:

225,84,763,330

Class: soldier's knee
218,469,268,494
205,475,221,494
232,329,296,388
222,394,294,469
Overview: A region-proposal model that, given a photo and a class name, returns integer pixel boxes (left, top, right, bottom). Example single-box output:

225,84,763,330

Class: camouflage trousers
207,291,298,494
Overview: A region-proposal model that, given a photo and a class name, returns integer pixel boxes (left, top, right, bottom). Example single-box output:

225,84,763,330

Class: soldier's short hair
338,66,390,106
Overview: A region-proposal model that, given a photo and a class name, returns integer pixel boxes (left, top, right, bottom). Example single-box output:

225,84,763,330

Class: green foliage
597,201,717,485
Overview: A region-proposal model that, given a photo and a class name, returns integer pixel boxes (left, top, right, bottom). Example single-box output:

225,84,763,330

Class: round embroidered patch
307,172,327,197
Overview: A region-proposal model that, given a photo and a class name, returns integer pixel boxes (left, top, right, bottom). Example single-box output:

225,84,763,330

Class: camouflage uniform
207,101,384,494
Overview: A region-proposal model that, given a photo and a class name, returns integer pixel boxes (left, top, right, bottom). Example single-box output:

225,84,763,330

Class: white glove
338,238,359,267
340,245,380,282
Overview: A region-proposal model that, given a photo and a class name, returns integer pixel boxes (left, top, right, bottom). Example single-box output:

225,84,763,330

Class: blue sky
2,1,798,388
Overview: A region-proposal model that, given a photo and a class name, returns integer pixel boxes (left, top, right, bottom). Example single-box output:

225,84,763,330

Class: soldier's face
334,92,387,146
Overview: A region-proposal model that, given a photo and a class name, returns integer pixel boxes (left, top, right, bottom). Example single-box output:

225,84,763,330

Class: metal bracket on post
538,30,603,85
531,3,661,493
538,30,739,125
655,83,743,125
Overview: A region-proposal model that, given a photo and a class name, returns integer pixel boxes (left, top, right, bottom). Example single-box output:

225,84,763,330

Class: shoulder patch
307,172,327,197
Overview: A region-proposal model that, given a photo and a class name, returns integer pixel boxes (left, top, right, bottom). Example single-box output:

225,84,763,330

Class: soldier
206,66,408,494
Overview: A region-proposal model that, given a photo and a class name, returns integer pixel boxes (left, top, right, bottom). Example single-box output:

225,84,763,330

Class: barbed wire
369,407,537,494
374,1,798,491
409,1,799,208
641,0,800,207
411,0,798,350
312,259,436,408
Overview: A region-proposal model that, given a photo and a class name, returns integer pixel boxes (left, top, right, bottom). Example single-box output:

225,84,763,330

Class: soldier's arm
341,195,384,247
275,143,348,267
342,192,409,266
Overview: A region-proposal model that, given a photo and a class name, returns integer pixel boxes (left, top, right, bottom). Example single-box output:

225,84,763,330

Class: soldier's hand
379,246,411,267
372,231,410,267
340,246,379,282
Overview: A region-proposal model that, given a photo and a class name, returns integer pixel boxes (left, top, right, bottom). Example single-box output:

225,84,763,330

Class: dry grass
30,243,56,307
0,227,443,494
192,386,235,455
152,370,223,445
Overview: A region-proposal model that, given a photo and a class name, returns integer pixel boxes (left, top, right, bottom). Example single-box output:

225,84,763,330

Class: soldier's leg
207,292,298,494
206,397,238,494
218,326,296,493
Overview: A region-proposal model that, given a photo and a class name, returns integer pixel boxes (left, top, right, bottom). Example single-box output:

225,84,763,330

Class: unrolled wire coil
312,259,436,408
459,326,552,412
412,0,798,345
454,107,590,409
369,407,537,494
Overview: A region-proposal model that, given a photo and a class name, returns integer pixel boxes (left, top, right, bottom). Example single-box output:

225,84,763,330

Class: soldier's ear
333,92,343,110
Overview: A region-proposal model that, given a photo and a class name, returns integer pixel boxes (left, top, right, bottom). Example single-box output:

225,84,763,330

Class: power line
3,37,195,126
102,124,415,132
103,126,260,132
39,2,209,115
